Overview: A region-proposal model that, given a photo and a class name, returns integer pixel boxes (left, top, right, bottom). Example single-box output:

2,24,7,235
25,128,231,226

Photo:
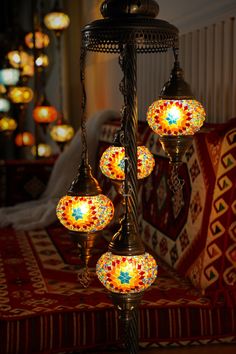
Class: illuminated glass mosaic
147,99,206,136
100,145,155,180
0,98,10,112
96,252,157,293
56,194,114,232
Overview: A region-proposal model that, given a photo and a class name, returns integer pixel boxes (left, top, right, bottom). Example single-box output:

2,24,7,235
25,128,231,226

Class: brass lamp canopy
108,213,145,256
160,59,194,99
67,159,102,197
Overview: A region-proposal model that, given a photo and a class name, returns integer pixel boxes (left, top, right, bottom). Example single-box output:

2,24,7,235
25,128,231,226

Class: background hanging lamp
25,31,50,49
147,49,206,164
0,67,20,86
31,143,52,158
8,86,34,104
15,131,35,147
50,123,74,145
0,116,17,133
33,96,57,125
43,0,70,37
7,49,30,70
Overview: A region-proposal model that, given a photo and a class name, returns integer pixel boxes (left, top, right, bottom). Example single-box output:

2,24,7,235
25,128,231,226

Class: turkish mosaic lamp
147,51,206,164
56,160,114,233
100,145,155,180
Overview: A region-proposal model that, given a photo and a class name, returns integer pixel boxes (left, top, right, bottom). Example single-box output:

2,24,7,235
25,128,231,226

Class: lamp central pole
123,43,138,233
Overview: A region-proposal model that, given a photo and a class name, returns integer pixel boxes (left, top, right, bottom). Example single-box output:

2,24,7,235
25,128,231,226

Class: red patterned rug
0,225,235,354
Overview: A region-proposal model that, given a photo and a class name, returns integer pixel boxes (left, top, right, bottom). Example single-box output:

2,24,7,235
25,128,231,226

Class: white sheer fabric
0,110,119,231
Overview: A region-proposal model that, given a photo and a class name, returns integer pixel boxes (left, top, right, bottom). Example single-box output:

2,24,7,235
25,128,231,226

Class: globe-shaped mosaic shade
147,99,206,136
0,98,10,112
96,252,157,293
44,12,70,31
0,68,20,86
50,124,74,143
0,117,17,132
100,145,155,180
31,143,52,158
33,105,57,124
25,31,50,49
9,86,34,104
15,132,35,147
56,194,114,233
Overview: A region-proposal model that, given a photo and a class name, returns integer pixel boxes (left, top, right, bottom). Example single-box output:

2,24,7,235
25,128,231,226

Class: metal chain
78,266,91,288
168,164,185,194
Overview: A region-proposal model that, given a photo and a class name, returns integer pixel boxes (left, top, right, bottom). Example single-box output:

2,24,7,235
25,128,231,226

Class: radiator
138,17,236,124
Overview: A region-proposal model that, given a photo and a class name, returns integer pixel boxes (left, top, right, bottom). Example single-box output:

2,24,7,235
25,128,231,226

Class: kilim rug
0,225,235,354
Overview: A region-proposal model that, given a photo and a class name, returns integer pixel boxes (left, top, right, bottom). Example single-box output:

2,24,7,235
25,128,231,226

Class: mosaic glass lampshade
31,143,52,158
0,97,10,112
0,68,20,86
15,131,35,147
8,86,34,104
56,161,114,233
7,50,30,69
96,251,157,293
57,194,114,233
25,31,50,49
33,100,57,124
0,116,17,132
44,12,70,33
50,124,74,143
100,145,155,180
147,99,205,136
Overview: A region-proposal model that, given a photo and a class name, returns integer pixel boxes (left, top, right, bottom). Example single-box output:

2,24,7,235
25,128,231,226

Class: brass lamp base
111,292,143,353
159,135,193,164
111,292,143,322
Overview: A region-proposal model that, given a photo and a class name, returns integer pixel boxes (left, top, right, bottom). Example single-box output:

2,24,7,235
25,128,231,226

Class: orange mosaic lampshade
50,124,74,143
96,252,157,293
100,145,155,180
44,12,70,32
25,31,50,49
147,99,206,136
56,194,114,233
33,105,57,124
9,86,33,104
15,132,35,147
